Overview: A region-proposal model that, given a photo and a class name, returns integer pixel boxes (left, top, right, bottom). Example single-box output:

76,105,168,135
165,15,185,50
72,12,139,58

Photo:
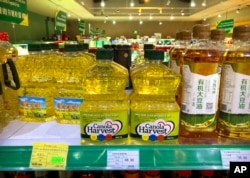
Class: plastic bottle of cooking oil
80,48,129,145
0,40,20,123
217,24,250,139
170,30,192,105
130,49,181,144
179,24,222,144
17,43,56,122
54,44,85,124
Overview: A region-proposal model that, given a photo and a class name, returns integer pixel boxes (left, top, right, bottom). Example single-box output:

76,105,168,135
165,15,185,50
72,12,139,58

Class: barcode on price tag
107,149,139,170
220,150,250,168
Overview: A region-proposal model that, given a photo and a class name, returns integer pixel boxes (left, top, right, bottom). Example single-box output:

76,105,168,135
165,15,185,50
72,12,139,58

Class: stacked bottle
170,30,192,105
54,44,89,124
130,49,181,144
16,43,56,122
80,48,129,144
217,24,250,139
179,24,223,144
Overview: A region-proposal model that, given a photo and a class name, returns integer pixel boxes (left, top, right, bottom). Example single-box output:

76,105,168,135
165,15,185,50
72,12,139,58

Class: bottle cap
96,48,114,59
143,44,154,50
200,170,214,177
64,44,78,52
232,24,250,41
176,170,192,177
144,49,164,60
28,43,41,52
211,29,225,41
193,24,210,39
40,43,51,50
179,30,192,40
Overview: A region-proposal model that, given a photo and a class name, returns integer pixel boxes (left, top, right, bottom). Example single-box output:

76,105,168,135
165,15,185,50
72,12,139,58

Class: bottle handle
2,58,20,90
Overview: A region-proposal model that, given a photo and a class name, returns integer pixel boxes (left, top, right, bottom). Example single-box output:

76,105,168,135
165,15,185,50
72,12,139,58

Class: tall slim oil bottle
170,30,192,105
217,24,250,139
179,24,222,143
130,49,181,144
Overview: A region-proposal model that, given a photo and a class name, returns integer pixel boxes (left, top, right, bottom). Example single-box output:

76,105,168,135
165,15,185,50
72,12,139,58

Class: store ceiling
27,0,250,21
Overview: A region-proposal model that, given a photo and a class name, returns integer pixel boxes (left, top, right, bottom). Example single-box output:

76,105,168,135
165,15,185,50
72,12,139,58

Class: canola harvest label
80,111,128,141
18,96,46,118
130,111,179,142
54,98,83,120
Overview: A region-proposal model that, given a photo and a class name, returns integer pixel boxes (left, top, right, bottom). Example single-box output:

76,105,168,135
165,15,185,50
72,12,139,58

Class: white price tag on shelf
107,149,139,170
220,150,250,168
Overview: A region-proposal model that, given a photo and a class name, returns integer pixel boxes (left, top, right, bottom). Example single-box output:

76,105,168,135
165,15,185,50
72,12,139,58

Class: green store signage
0,0,28,26
79,20,85,34
216,19,234,34
55,10,67,31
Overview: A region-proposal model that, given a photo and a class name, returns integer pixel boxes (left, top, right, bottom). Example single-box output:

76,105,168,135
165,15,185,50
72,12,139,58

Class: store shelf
0,120,250,171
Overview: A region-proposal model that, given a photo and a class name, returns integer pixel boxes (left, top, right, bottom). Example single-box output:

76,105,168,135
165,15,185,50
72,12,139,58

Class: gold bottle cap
193,24,210,39
232,24,250,41
211,29,225,41
179,30,192,40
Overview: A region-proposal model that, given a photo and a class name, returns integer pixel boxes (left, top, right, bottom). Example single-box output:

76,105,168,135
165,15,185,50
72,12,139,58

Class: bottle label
80,111,128,141
219,64,250,127
181,63,221,114
130,111,179,141
54,97,83,120
18,96,46,118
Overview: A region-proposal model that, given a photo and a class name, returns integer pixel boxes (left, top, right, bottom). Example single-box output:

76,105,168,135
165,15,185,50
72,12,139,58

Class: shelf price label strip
29,142,69,170
220,150,250,168
107,149,139,170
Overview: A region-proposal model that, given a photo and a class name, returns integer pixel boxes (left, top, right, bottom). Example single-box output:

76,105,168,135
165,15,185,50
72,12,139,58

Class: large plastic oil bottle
17,43,56,122
80,48,129,145
130,49,181,144
54,44,86,124
179,24,222,143
217,24,250,139
170,30,192,105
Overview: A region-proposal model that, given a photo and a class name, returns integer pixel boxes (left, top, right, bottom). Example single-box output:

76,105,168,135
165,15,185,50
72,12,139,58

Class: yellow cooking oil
179,24,222,143
16,43,56,122
80,48,129,145
54,44,94,124
130,49,181,144
217,24,250,139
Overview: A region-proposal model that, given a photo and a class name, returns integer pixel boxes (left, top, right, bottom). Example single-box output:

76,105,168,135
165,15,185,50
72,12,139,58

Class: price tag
29,142,68,170
107,149,139,170
220,150,250,168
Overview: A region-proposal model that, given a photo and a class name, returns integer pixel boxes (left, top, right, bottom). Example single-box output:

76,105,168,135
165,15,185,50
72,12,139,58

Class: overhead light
190,0,196,7
166,0,171,6
236,8,240,13
149,15,153,20
159,21,162,25
139,20,143,25
130,0,134,7
203,18,206,21
181,10,184,16
202,0,206,7
170,15,174,20
112,20,116,24
100,0,105,7
67,13,71,17
218,14,221,18
129,15,133,20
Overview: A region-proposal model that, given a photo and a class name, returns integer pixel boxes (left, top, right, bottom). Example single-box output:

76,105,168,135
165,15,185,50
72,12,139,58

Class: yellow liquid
80,60,129,145
55,52,95,124
130,60,181,144
217,50,250,139
16,53,56,122
179,49,222,143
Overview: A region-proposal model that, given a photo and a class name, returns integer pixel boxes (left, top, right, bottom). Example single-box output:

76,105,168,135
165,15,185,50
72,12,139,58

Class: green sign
133,30,139,35
79,20,85,34
0,0,28,26
216,19,234,34
55,10,67,31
